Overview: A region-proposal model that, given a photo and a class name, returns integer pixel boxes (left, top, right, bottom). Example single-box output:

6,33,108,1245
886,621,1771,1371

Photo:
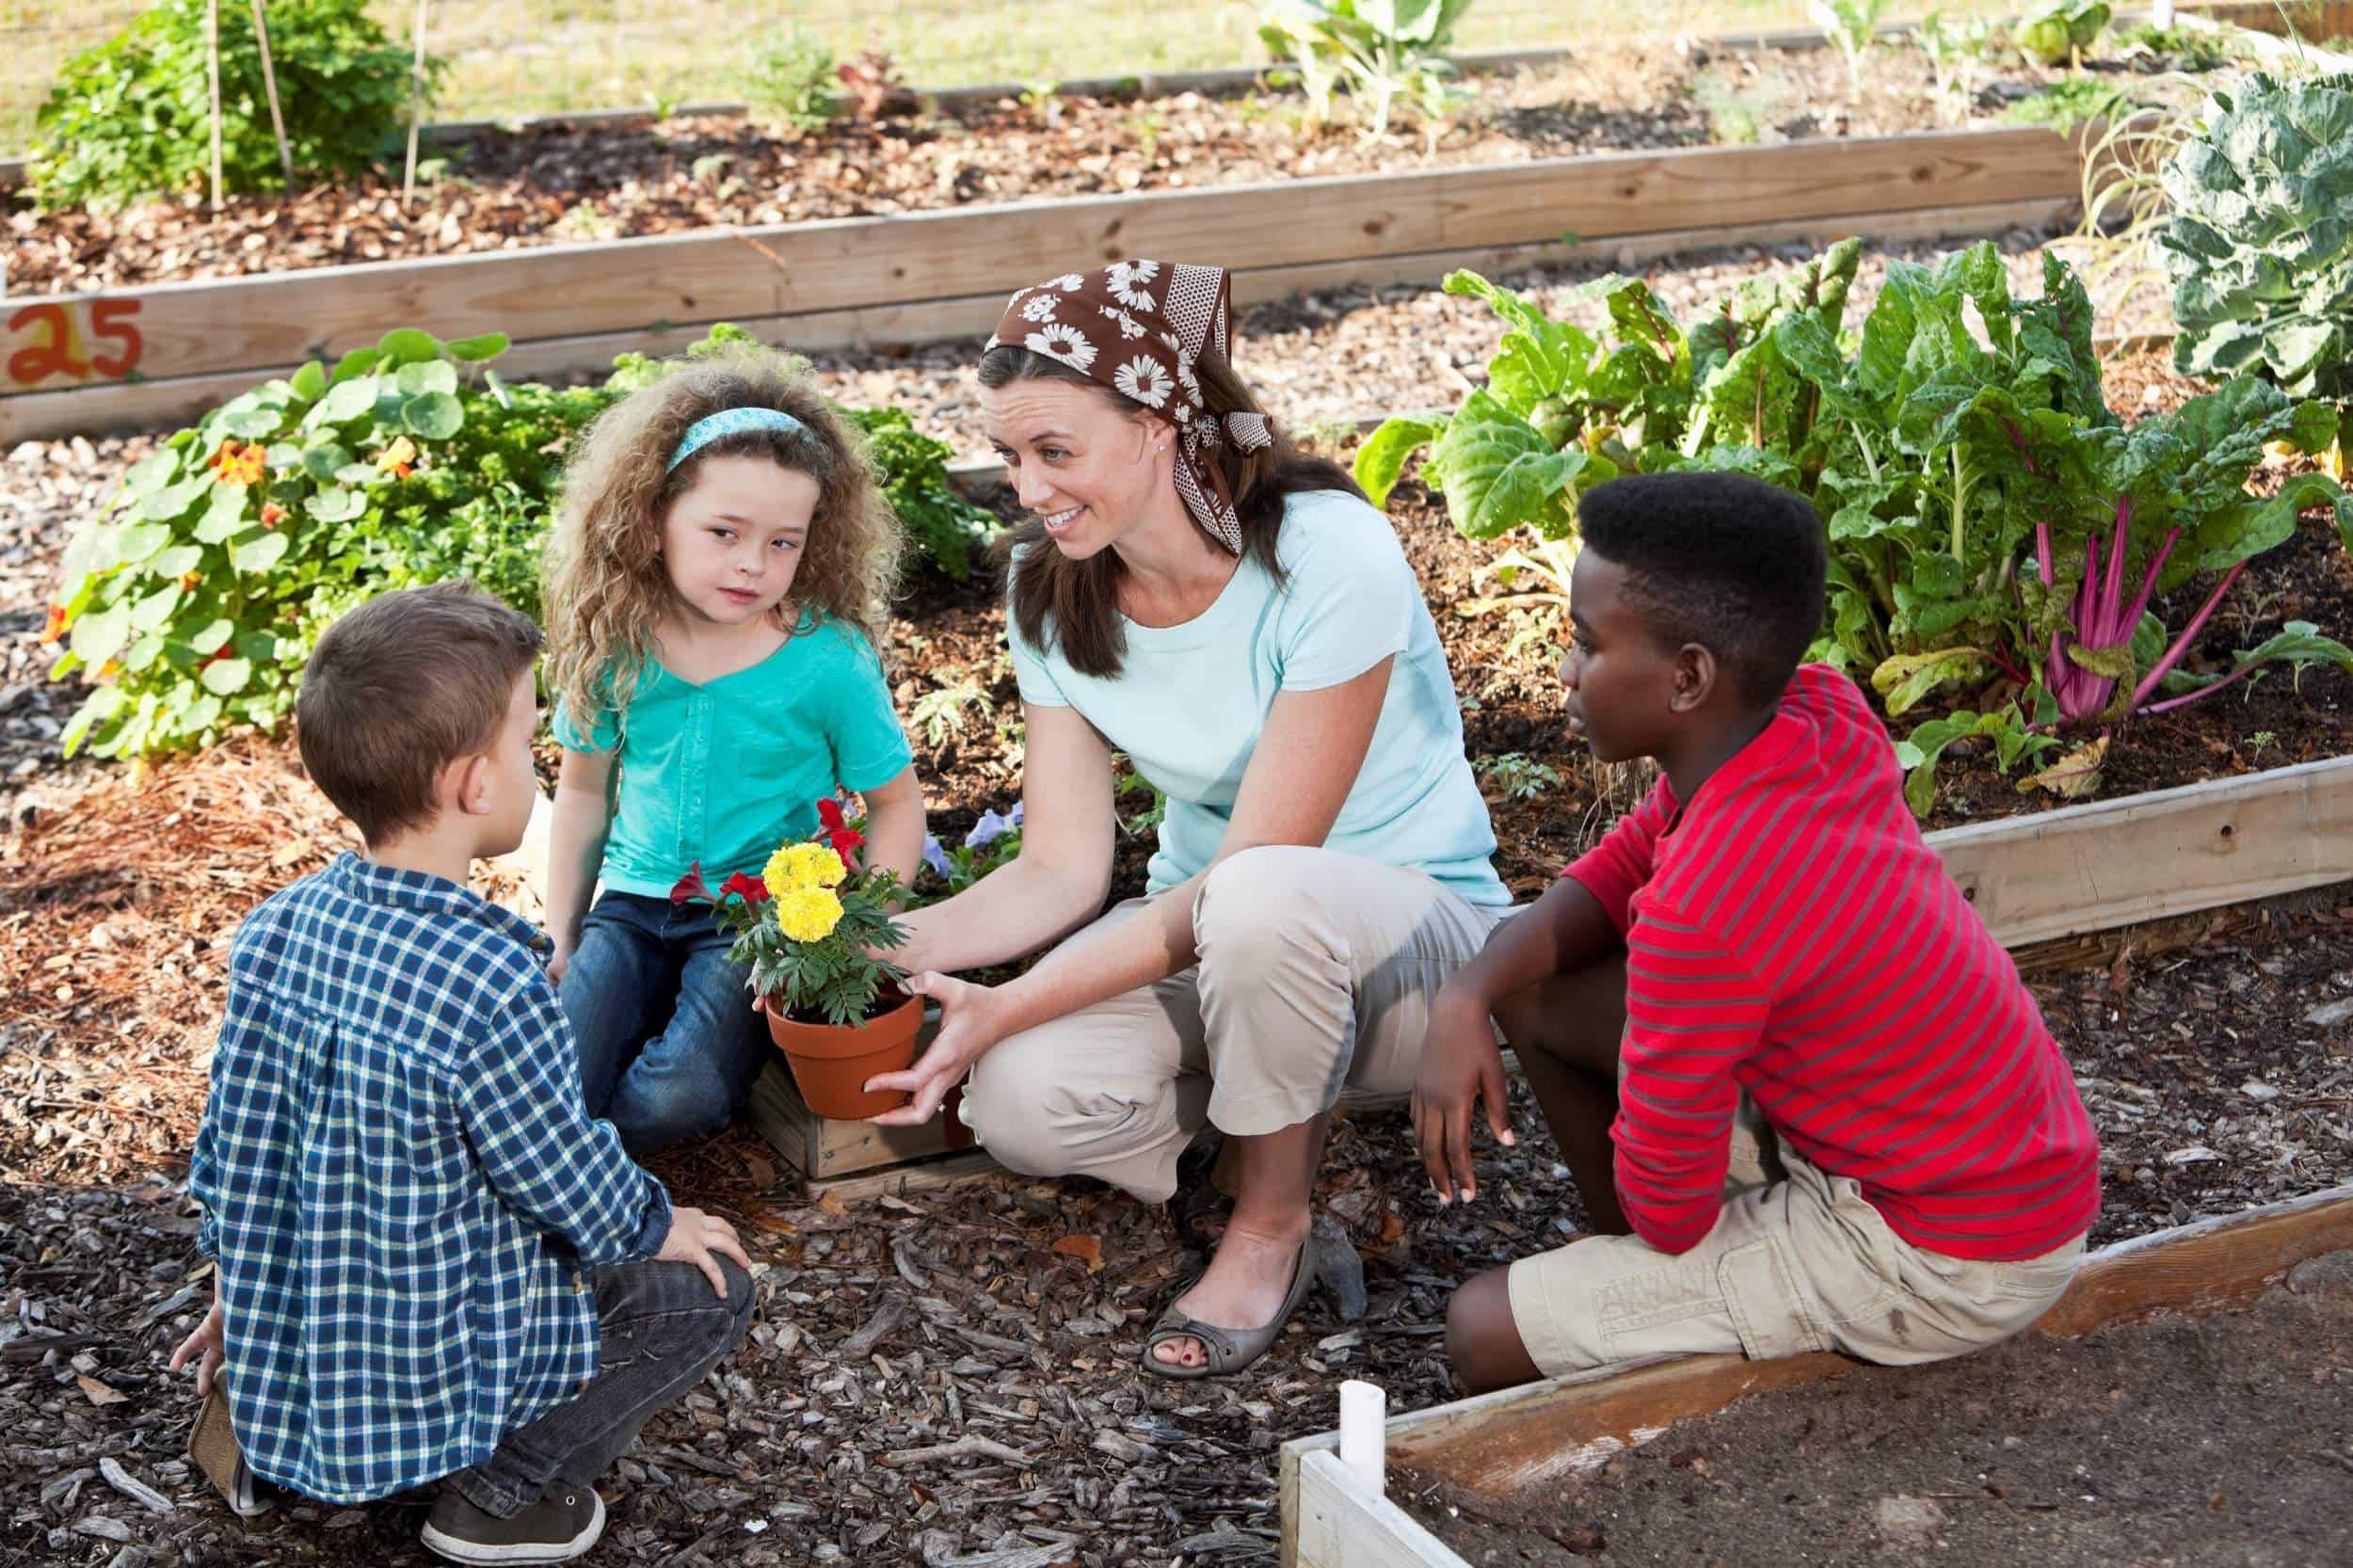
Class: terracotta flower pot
764,986,923,1120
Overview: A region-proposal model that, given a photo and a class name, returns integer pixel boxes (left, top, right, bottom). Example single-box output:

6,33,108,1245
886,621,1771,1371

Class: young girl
542,346,924,1155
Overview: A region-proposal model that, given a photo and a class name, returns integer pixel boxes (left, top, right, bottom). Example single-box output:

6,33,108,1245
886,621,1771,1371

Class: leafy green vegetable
27,0,433,209
1257,0,1472,143
2161,72,2353,475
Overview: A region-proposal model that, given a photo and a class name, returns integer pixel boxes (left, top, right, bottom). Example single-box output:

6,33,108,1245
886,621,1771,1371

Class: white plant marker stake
206,0,224,213
1337,1379,1386,1495
2152,0,2174,27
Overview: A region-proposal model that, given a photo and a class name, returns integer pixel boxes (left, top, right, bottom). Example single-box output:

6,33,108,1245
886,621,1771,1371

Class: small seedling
1476,752,1563,803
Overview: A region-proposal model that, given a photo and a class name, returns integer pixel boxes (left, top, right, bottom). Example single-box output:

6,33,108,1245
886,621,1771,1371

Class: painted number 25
7,299,145,386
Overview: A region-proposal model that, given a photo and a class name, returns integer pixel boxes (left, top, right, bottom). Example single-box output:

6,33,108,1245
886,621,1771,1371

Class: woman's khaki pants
957,844,1510,1203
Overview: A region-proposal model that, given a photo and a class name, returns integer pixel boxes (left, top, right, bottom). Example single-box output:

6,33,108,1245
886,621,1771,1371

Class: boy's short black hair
295,583,541,846
1578,472,1827,707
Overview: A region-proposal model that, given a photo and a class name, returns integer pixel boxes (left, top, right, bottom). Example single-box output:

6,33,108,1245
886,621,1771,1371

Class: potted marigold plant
670,799,919,1119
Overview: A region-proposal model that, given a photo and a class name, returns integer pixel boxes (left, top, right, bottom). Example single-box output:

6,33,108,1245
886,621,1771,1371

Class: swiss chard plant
2160,71,2353,484
1257,0,1475,145
1354,243,1862,561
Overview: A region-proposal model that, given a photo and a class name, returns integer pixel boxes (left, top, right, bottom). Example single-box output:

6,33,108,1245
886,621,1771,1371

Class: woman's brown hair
982,344,1361,680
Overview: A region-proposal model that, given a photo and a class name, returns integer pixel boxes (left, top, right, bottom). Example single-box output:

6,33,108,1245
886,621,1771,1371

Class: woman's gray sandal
1138,1235,1316,1380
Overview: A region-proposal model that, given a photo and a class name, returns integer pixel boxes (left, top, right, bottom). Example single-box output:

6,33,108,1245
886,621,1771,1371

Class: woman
871,261,1513,1378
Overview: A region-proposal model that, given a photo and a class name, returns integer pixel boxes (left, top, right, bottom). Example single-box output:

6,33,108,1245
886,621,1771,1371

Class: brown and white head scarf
984,260,1273,553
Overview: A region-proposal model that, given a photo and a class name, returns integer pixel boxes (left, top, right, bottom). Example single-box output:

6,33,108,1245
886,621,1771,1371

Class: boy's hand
657,1207,753,1299
1412,993,1514,1206
545,945,569,986
169,1301,226,1397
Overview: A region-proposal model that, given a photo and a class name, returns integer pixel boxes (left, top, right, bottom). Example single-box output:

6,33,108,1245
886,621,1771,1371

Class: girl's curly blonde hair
543,344,904,736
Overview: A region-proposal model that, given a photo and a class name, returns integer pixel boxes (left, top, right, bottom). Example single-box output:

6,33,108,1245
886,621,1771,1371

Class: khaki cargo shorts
1507,1084,2087,1376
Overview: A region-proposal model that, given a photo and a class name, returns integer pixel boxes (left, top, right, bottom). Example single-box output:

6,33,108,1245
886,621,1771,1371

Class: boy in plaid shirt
170,584,755,1565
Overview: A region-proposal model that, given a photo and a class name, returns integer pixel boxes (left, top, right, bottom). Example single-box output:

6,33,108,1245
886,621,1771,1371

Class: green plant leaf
200,657,253,696
306,376,378,427
68,600,133,667
231,529,292,573
395,360,459,397
376,327,443,366
289,360,328,401
193,482,251,543
401,390,464,440
307,487,365,523
445,332,509,361
1353,416,1446,509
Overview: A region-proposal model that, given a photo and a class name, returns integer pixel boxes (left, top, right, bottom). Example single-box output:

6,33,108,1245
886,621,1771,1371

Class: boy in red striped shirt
1416,472,2100,1393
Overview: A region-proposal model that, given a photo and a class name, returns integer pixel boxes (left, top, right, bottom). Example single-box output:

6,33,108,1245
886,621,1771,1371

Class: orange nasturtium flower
259,503,287,529
210,441,267,486
376,436,418,479
40,603,70,644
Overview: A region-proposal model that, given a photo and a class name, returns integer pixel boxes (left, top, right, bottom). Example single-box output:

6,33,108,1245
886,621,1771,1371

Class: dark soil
1401,1255,2353,1568
4,34,2232,292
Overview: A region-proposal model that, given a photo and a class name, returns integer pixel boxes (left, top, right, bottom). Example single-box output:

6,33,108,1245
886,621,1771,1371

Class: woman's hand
863,971,1012,1127
1411,990,1514,1205
546,943,571,986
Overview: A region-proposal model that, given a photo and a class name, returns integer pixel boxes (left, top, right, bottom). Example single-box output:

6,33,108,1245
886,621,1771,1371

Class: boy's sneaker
421,1487,605,1564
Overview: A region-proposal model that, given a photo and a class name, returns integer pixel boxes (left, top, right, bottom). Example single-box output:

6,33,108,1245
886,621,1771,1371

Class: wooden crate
1284,1182,2353,1567
744,1005,981,1180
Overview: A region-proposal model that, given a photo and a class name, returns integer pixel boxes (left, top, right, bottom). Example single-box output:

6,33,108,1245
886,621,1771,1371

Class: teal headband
666,408,809,472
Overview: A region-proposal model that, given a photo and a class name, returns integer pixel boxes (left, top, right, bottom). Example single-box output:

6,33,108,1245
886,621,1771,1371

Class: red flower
669,861,713,905
39,603,69,645
816,797,865,860
259,503,287,529
718,871,769,904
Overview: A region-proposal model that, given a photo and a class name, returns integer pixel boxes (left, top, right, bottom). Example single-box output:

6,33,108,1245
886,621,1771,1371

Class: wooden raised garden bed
1279,1180,2353,1567
0,122,2089,446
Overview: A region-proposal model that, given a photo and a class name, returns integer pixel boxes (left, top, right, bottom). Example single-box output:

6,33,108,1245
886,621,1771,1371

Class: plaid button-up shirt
190,854,672,1503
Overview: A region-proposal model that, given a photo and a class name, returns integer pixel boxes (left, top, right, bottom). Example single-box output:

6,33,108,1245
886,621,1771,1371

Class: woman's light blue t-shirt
553,615,914,898
1008,488,1510,907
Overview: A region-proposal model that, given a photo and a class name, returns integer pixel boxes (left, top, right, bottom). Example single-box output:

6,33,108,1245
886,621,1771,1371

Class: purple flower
963,801,1023,849
920,834,952,881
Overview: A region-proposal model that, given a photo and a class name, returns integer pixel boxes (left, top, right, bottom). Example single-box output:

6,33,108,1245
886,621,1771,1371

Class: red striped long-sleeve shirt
1564,664,2101,1259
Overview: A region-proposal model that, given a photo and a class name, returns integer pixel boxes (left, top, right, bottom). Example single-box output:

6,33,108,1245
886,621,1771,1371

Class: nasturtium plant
2160,72,2353,482
47,328,519,760
27,0,437,209
47,323,1000,761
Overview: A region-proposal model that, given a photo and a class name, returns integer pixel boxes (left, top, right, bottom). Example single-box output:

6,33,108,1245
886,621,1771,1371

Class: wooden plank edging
0,195,2086,448
0,122,2089,409
1920,752,2353,949
1281,1181,2353,1566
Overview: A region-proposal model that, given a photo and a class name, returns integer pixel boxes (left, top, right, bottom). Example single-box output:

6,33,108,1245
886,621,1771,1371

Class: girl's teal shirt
553,614,913,896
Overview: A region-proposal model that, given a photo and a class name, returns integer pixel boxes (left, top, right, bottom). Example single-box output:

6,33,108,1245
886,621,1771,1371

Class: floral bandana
985,259,1273,552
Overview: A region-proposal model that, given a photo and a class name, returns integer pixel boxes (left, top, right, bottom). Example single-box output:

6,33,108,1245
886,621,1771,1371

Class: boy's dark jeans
446,1257,756,1519
561,890,772,1156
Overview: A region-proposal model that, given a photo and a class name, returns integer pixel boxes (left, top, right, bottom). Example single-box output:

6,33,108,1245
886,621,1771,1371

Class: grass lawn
0,0,2025,159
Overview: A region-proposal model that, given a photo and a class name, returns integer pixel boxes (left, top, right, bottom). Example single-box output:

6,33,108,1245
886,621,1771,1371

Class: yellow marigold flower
762,842,847,900
774,886,844,943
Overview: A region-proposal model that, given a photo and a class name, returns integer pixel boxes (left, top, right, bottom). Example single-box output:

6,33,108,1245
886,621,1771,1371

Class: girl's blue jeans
559,891,770,1156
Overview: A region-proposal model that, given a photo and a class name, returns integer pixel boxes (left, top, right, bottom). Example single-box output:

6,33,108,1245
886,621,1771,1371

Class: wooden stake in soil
249,0,296,189
402,0,429,209
205,0,224,213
